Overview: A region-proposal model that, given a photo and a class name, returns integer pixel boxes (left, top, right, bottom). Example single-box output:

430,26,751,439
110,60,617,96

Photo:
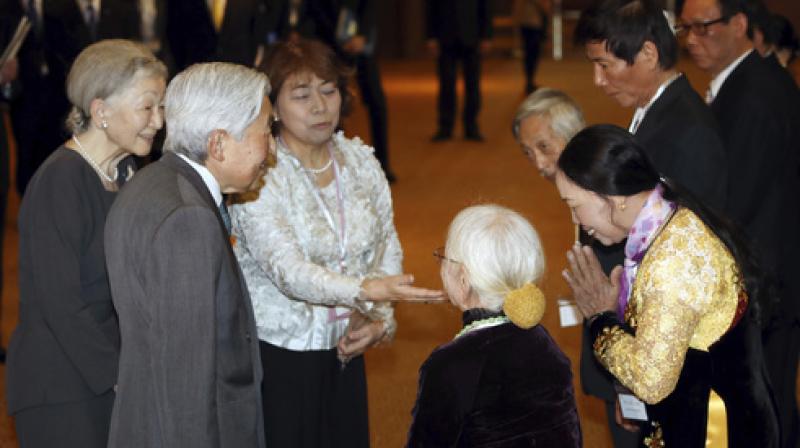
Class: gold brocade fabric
594,208,742,404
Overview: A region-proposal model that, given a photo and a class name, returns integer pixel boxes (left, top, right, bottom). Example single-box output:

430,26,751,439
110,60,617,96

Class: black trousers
352,54,391,175
520,26,544,91
763,320,800,448
260,341,370,448
436,42,481,134
14,390,115,448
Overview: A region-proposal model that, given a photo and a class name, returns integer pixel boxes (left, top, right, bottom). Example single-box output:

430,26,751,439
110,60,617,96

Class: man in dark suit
426,0,492,142
3,0,140,194
104,62,274,448
298,0,395,181
680,0,800,446
574,1,728,445
167,0,268,70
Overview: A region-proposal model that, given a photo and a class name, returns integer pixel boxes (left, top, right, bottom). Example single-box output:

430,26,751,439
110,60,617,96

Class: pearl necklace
454,315,510,340
71,135,118,183
305,157,333,175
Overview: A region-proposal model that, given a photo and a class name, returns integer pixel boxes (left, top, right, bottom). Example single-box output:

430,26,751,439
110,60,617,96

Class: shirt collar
629,72,682,133
709,49,753,99
177,153,223,206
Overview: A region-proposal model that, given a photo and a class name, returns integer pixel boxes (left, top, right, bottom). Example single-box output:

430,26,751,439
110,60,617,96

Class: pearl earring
101,120,108,129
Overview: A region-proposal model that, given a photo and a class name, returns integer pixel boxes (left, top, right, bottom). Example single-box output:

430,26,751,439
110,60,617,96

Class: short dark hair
710,0,768,39
259,38,353,120
574,0,678,70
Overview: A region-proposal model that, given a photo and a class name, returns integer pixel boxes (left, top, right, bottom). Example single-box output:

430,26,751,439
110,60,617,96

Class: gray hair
163,62,271,163
445,204,545,311
66,39,167,133
512,88,586,142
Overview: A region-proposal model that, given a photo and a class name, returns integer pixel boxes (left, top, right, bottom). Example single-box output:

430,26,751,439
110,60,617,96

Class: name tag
558,298,580,327
618,393,649,421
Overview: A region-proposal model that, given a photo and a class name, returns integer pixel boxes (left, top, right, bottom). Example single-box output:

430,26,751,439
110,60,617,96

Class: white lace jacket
230,132,399,351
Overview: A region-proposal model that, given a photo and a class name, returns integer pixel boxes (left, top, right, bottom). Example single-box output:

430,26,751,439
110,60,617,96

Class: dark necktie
218,200,231,235
86,2,98,41
26,0,41,37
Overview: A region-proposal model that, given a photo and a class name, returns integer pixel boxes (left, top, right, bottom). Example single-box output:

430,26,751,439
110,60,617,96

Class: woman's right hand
360,275,445,303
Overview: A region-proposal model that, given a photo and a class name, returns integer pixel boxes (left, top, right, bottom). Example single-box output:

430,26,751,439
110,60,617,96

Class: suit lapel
713,51,758,111
635,75,686,141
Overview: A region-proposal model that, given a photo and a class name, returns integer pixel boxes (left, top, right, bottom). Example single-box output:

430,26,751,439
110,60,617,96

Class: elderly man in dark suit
105,62,275,448
573,0,728,445
167,0,268,70
680,0,800,446
426,0,492,142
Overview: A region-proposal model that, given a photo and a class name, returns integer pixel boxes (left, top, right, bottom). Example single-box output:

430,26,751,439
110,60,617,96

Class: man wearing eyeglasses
679,1,800,447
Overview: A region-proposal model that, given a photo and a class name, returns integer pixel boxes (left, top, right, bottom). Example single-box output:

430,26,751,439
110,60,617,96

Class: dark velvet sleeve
407,347,486,447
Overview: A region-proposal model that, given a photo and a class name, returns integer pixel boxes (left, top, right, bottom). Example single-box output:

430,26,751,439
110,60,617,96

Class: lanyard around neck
284,138,348,274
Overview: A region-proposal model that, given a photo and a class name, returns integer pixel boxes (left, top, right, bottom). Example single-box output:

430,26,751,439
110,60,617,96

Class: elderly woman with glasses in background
407,204,582,447
230,38,442,448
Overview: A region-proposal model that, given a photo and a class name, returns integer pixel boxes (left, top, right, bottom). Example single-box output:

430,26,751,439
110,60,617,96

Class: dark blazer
407,310,582,447
711,50,800,320
167,0,268,70
425,0,492,47
635,74,728,212
105,152,265,448
44,0,140,85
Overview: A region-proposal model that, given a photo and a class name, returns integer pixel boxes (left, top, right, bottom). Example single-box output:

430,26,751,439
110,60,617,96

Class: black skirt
259,341,370,448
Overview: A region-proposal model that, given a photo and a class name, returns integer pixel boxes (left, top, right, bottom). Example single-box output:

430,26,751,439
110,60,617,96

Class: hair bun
503,283,545,329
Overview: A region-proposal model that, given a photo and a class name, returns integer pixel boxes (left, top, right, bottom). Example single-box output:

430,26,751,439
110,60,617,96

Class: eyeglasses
433,246,460,264
674,16,730,37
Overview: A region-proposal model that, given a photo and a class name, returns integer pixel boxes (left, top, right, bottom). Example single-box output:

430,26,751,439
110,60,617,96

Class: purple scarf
617,184,677,319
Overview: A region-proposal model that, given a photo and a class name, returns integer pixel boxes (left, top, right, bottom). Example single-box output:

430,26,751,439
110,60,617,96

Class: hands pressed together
562,244,622,319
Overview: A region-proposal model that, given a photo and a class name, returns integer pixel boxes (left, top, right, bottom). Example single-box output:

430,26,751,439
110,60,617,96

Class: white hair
512,88,586,143
445,204,545,311
163,62,271,162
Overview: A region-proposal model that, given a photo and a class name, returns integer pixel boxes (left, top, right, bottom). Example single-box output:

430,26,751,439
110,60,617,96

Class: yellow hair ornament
503,283,546,329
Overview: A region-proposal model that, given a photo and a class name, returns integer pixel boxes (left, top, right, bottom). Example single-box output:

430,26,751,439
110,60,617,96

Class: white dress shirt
177,153,223,207
230,132,399,351
628,72,682,134
707,49,753,103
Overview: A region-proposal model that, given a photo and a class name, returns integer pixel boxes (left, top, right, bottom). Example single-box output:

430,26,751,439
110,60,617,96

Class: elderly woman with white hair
512,87,585,181
6,40,166,447
407,204,582,447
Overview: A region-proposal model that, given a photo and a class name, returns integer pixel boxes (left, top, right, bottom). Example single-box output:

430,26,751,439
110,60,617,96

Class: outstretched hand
562,244,622,318
361,275,446,303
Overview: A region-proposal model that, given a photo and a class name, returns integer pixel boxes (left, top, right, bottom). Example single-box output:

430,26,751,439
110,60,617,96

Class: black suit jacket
635,74,728,211
711,50,800,320
44,0,140,84
582,74,729,400
302,0,376,46
105,152,265,447
167,0,268,70
425,0,492,47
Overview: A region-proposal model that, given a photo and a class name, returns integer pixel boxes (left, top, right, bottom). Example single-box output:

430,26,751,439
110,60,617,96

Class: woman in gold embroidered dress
557,125,778,447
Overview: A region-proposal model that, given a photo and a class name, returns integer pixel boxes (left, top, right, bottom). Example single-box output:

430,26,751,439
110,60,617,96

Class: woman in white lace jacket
230,38,442,448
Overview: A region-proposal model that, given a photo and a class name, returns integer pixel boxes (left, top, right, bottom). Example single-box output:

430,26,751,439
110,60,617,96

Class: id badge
558,298,581,327
618,393,649,421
